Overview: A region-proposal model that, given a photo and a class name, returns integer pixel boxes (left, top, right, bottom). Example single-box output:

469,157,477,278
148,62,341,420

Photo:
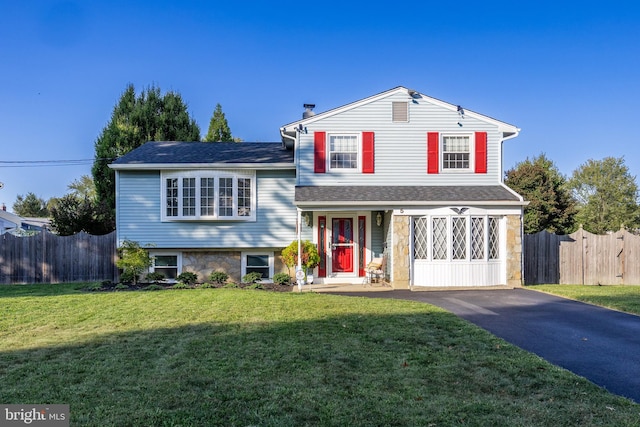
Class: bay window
162,171,255,221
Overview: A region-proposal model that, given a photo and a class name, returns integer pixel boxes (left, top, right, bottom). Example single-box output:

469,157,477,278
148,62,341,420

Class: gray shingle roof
295,185,521,204
111,141,294,165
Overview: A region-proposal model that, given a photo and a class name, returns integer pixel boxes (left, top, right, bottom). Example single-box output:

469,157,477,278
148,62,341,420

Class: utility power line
0,158,112,168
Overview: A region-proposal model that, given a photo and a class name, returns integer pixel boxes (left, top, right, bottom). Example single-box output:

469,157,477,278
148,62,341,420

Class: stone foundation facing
181,250,287,283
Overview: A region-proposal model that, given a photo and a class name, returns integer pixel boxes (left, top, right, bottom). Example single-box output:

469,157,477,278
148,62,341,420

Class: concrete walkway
326,288,640,403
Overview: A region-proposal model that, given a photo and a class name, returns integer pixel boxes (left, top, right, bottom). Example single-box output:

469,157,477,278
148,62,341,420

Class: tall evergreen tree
505,154,577,234
12,192,49,217
92,84,201,212
204,103,233,142
568,156,640,234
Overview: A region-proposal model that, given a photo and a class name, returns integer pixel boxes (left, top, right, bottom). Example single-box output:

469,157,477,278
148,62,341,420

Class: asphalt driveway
330,288,640,403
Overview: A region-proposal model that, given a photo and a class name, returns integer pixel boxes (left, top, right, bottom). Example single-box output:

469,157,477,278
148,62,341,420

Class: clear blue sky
1,1,639,211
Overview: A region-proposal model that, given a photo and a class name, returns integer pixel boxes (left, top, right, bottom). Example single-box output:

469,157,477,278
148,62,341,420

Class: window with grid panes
442,135,470,170
162,172,255,221
414,215,501,262
489,217,500,259
413,217,429,259
329,135,358,169
432,217,447,260
471,217,485,260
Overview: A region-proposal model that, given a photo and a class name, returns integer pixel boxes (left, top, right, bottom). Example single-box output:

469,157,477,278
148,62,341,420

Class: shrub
223,282,239,289
246,283,263,290
146,272,165,283
281,240,320,273
84,282,104,292
172,282,190,289
273,272,291,286
115,283,130,291
119,270,137,284
142,284,164,291
101,280,115,289
176,272,198,285
209,271,229,284
200,282,215,289
242,272,262,284
116,240,153,286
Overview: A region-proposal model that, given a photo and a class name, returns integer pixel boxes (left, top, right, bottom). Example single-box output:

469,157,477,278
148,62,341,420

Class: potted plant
282,240,320,283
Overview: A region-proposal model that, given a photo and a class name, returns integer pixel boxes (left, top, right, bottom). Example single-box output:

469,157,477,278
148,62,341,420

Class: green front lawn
529,284,640,315
1,283,638,426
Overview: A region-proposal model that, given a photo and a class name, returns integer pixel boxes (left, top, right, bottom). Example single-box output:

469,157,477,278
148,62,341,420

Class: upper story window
442,135,471,170
427,132,486,174
161,171,255,221
329,134,359,170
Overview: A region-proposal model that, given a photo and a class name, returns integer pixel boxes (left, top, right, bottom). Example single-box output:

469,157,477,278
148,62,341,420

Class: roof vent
303,104,315,119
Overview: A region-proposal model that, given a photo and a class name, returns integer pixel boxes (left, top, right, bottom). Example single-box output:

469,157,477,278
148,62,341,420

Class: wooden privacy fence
0,231,118,284
524,227,640,285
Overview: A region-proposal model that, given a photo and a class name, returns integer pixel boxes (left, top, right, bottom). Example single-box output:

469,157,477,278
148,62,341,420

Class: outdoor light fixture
304,213,311,227
376,212,383,227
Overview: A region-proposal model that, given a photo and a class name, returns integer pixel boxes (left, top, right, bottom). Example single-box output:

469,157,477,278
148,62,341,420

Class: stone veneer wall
181,250,287,283
391,215,411,289
505,215,523,287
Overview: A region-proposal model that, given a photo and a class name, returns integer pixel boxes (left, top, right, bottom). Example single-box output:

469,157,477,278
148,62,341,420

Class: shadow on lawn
0,283,86,298
0,308,637,426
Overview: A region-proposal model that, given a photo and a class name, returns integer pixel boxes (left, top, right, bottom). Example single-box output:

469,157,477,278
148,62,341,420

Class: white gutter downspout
296,208,304,290
280,128,300,185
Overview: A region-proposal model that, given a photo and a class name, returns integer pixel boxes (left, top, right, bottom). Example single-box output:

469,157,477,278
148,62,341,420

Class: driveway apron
330,288,640,403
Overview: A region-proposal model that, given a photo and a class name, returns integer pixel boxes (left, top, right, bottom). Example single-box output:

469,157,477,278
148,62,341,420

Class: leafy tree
116,240,153,285
49,194,115,236
68,175,97,200
568,156,640,234
204,103,233,142
505,154,577,234
12,192,49,217
92,84,201,213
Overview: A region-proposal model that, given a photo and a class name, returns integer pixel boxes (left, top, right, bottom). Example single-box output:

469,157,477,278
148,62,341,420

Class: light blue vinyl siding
116,169,297,248
298,91,504,187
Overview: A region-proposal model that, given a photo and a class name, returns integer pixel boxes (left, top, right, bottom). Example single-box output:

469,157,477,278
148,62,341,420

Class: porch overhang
294,185,527,209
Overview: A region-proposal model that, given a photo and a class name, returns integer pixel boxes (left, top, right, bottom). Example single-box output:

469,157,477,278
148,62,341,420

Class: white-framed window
150,252,181,280
441,134,473,171
241,252,274,281
161,171,256,221
329,134,359,170
413,215,501,262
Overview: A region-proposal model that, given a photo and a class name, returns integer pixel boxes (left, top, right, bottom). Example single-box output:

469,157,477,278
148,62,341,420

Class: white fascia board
109,163,296,170
280,86,520,137
295,200,528,209
500,182,526,203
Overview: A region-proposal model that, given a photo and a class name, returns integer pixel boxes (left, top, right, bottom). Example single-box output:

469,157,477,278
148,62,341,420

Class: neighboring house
0,209,22,235
111,86,525,288
0,206,49,235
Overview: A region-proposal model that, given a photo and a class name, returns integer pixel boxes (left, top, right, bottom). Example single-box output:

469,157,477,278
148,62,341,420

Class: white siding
298,91,504,187
116,169,297,248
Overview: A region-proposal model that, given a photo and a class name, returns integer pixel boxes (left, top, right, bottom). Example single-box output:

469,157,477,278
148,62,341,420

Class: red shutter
362,132,375,173
318,216,327,277
314,131,326,173
427,132,439,174
475,132,487,173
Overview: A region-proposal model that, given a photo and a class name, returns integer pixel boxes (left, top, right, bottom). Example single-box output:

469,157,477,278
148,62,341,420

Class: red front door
331,218,354,273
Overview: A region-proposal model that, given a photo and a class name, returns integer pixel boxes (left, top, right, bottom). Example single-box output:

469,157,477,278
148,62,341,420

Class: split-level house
111,86,525,288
